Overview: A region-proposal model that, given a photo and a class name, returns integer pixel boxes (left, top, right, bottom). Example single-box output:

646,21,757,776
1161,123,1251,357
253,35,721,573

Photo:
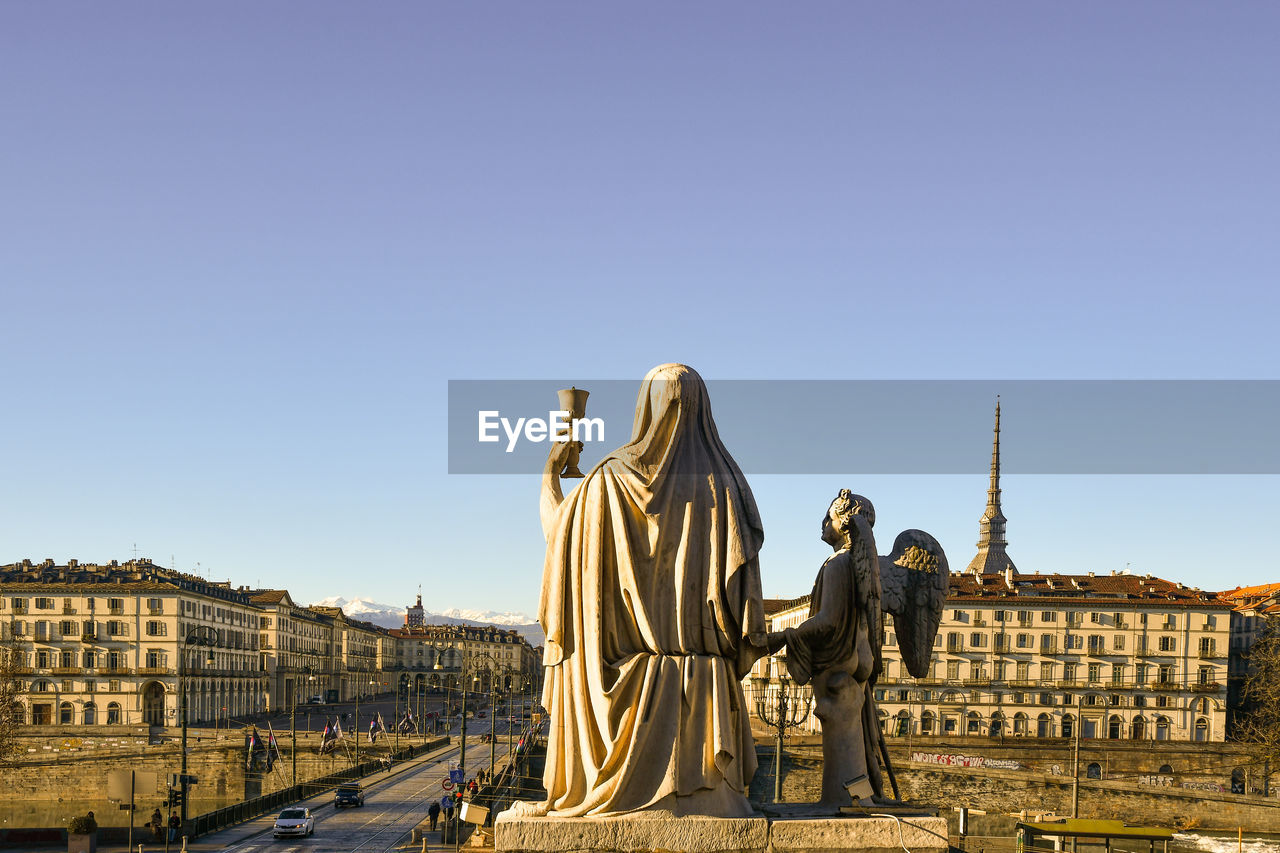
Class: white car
273,807,314,838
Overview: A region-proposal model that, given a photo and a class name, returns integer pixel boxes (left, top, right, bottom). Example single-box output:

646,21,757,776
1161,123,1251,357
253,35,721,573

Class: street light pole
752,672,811,803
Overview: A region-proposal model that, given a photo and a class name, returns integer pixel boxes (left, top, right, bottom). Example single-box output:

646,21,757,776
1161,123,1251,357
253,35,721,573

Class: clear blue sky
3,3,1276,614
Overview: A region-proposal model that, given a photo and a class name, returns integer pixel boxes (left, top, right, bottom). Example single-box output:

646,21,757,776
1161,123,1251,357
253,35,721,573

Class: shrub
67,815,97,834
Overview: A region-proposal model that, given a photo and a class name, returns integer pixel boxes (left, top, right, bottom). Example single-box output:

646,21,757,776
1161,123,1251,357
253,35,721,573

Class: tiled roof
249,589,290,604
948,571,1227,608
1217,582,1280,614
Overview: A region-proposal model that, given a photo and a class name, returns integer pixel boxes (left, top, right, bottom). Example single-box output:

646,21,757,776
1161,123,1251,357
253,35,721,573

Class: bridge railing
186,737,449,839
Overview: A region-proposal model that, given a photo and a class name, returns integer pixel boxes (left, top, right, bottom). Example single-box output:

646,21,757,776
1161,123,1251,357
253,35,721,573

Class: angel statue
768,489,948,810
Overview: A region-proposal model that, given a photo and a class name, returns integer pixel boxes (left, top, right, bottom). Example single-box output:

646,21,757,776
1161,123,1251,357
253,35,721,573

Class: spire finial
966,397,1017,576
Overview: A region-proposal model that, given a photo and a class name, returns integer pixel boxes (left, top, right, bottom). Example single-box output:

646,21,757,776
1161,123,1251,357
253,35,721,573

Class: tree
0,629,25,765
1241,614,1280,795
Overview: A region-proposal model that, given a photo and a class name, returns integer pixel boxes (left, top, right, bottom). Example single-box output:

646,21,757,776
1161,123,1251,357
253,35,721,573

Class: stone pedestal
494,810,949,853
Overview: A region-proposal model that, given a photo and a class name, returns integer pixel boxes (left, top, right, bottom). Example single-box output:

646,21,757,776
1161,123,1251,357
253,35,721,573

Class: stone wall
2,724,404,829
750,737,1280,832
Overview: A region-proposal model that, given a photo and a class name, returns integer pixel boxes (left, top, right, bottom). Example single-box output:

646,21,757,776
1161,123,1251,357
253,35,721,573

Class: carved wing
878,529,949,679
848,513,883,674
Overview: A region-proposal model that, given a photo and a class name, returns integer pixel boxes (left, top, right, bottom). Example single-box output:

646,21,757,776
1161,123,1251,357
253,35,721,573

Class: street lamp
751,671,812,803
179,625,218,829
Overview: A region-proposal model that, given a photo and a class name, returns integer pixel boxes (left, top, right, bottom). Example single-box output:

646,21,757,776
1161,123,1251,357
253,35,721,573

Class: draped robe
537,364,767,817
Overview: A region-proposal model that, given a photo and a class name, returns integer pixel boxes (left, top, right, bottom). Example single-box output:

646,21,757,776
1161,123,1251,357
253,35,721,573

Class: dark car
334,784,365,808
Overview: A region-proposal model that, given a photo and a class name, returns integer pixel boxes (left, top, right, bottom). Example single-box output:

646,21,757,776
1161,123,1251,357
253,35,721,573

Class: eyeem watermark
478,410,605,452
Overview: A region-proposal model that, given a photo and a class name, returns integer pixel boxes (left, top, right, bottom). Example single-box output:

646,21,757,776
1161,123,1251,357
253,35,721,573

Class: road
120,718,522,853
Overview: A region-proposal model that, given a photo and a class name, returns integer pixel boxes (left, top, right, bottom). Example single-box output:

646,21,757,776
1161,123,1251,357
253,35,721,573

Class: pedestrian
428,800,441,832
468,777,478,797
168,813,181,843
150,808,163,840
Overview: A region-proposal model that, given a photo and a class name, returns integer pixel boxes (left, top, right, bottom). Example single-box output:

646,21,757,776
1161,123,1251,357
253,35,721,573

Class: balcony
946,643,966,654
994,641,1011,654
108,607,124,616
137,666,174,676
52,667,82,675
1152,681,1180,691
1087,646,1109,657
1056,680,1078,688
1198,649,1223,659
101,666,133,676
1040,643,1060,655
1010,679,1037,688
148,608,164,616
62,607,77,615
963,678,990,686
1105,681,1127,690
81,633,97,643
1192,682,1221,692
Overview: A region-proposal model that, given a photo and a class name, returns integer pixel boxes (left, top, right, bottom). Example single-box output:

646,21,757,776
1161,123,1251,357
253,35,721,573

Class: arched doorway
1194,717,1209,742
142,682,166,726
920,711,935,735
83,702,97,725
1155,716,1170,740
1107,714,1122,739
1087,762,1102,779
1061,714,1075,739
894,711,909,737
107,702,122,725
1037,713,1052,738
1013,712,1028,735
989,713,1004,737
967,712,981,735
1131,716,1146,740
59,702,74,725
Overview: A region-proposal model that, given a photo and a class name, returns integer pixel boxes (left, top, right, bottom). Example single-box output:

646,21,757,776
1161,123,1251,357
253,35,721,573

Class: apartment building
1218,582,1280,732
1,558,266,727
878,570,1230,742
251,589,339,709
388,616,539,696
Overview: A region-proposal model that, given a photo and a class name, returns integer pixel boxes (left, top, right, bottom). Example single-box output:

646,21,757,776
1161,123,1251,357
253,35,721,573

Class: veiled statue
770,490,948,809
529,363,768,818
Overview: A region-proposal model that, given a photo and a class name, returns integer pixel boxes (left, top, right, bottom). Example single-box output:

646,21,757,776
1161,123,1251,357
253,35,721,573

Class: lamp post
751,671,812,803
179,625,219,829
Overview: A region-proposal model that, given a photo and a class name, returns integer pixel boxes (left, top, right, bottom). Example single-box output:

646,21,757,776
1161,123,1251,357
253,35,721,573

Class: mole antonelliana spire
965,398,1017,576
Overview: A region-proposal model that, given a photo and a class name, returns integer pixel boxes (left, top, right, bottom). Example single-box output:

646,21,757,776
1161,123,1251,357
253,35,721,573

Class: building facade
1,558,266,727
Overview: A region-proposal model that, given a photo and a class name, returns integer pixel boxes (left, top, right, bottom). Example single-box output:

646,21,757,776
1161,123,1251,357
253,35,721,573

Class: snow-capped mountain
308,596,543,646
310,596,405,627
433,607,536,626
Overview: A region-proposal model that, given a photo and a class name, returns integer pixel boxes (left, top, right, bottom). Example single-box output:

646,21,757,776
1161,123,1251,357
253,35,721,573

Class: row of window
927,631,1204,654
877,686,1217,711
881,709,1212,742
8,597,150,613
941,610,1218,631
902,659,1219,685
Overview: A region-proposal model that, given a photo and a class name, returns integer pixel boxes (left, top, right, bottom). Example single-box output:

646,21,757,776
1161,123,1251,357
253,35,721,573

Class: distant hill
309,596,544,647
